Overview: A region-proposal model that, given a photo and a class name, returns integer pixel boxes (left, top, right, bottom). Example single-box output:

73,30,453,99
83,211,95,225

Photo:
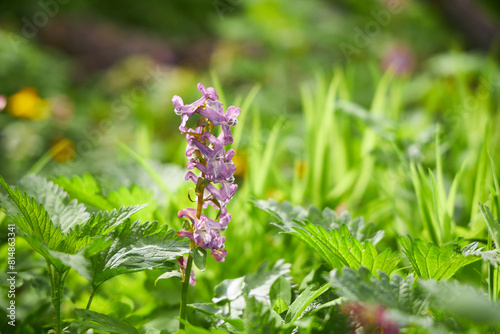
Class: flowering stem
179,190,204,330
179,254,193,330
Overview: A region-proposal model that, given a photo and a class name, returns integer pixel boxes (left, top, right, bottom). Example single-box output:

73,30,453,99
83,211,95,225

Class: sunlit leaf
399,237,480,280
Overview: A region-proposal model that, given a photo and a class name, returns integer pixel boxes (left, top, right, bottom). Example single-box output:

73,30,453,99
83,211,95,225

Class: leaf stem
86,287,97,310
49,267,68,334
179,254,194,330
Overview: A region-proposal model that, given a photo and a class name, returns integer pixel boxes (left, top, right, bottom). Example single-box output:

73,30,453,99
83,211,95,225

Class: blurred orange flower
7,87,50,120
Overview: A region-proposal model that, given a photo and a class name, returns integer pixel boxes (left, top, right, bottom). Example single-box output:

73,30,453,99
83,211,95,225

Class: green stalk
179,172,205,329
48,266,69,334
86,287,97,310
179,254,194,330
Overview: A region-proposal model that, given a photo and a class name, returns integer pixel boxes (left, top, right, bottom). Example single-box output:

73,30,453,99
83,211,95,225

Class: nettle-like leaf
191,261,334,333
422,280,500,325
0,175,176,282
327,267,430,317
0,175,92,261
479,202,500,248
55,173,158,222
18,174,91,232
255,199,384,244
399,237,480,280
87,220,190,288
190,261,293,330
462,242,500,267
242,295,289,334
54,173,113,211
212,259,291,315
274,219,399,275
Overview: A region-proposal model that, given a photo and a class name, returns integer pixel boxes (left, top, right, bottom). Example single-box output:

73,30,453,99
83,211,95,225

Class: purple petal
221,125,233,145
177,230,194,240
210,249,227,262
172,95,184,112
225,106,241,126
198,83,219,101
198,106,227,125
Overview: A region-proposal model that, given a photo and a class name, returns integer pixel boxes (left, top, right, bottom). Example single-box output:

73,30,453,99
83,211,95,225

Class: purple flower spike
174,83,240,267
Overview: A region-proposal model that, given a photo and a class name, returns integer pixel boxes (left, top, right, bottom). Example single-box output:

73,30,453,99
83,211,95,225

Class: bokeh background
2,0,500,332
1,0,499,181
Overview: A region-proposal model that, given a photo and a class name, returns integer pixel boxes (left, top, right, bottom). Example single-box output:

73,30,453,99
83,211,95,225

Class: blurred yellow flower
51,138,76,163
7,87,50,120
232,150,247,178
294,159,307,179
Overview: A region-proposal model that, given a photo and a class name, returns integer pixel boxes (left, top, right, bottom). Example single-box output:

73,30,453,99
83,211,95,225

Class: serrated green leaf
399,237,480,280
327,267,430,317
462,242,500,267
269,215,399,275
0,175,91,263
78,204,148,237
87,220,189,288
191,247,207,271
74,308,138,334
54,173,113,211
255,199,384,244
17,174,90,233
107,185,157,222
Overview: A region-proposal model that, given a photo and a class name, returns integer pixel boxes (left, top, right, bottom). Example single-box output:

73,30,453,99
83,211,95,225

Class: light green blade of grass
116,141,172,199
210,71,226,106
350,70,393,206
410,163,439,244
312,74,339,206
232,84,261,150
446,158,469,218
328,69,349,189
429,169,445,243
28,139,76,174
249,105,262,195
300,83,315,135
489,154,500,197
254,117,284,197
136,123,152,160
470,132,490,225
435,125,446,212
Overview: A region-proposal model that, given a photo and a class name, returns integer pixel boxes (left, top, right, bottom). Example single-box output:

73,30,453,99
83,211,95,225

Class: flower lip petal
172,95,184,112
226,106,241,119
